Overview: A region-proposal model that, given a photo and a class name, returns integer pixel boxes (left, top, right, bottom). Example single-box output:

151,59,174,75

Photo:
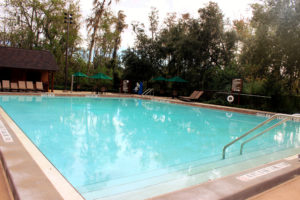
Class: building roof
0,47,59,71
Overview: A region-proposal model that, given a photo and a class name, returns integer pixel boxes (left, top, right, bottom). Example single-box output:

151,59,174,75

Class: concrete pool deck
0,91,299,200
248,175,300,200
0,157,13,200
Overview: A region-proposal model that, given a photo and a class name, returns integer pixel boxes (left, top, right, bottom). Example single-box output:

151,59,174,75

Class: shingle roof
0,47,59,71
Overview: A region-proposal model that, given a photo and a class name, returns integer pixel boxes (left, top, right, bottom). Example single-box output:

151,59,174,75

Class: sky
79,0,259,50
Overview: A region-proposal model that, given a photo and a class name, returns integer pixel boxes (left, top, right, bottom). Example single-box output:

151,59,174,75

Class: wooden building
0,47,58,92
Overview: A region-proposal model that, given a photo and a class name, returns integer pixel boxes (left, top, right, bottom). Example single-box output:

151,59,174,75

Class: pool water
0,96,299,199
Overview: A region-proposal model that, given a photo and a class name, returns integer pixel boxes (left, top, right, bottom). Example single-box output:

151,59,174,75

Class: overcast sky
79,0,259,49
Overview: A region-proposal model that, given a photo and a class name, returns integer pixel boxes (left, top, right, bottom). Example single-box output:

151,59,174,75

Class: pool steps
79,143,284,193
79,122,298,196
80,147,300,199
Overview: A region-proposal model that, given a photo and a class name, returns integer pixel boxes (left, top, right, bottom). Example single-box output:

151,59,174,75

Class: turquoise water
0,96,299,199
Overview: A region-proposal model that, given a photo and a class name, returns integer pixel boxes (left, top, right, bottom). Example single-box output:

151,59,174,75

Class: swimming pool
0,96,299,199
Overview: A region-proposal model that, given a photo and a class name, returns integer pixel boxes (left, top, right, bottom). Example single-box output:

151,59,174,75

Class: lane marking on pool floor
0,120,13,143
236,162,290,182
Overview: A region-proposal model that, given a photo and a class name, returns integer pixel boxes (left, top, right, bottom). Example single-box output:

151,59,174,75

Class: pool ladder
142,88,154,96
222,113,300,159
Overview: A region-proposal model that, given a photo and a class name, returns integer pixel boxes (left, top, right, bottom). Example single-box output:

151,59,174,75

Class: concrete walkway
0,160,13,200
248,175,300,200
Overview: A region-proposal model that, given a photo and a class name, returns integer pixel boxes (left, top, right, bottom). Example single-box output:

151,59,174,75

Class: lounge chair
2,80,10,91
26,81,34,91
178,90,204,101
18,81,26,91
35,82,44,92
10,82,18,91
100,86,106,94
0,82,1,91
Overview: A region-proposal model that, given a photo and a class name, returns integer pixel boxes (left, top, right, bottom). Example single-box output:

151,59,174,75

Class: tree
238,0,300,95
86,0,119,71
1,0,82,86
122,48,154,81
111,10,127,72
122,2,238,92
148,7,159,41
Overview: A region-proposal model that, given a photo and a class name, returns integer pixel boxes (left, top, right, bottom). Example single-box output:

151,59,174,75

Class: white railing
142,88,154,96
222,113,300,159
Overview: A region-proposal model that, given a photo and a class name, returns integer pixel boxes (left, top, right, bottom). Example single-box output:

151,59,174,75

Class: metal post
71,75,74,93
51,72,54,92
64,11,72,91
64,17,69,91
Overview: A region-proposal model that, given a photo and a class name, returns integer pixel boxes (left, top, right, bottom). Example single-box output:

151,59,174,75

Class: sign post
232,79,243,104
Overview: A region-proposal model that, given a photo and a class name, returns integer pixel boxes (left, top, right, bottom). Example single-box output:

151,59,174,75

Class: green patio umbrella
71,72,89,92
89,73,112,80
167,76,188,98
89,73,112,94
151,76,168,95
167,76,188,83
73,72,88,77
151,76,167,81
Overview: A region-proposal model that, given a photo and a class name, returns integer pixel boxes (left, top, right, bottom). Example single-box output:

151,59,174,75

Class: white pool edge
0,107,85,200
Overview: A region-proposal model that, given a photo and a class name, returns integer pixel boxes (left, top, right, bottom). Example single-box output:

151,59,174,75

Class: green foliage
238,0,300,96
204,64,241,91
86,0,122,70
123,2,238,92
122,48,154,81
243,80,266,95
1,0,82,88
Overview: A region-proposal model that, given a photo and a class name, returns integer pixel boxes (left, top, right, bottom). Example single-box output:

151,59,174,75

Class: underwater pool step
81,147,300,200
78,154,221,193
79,144,292,194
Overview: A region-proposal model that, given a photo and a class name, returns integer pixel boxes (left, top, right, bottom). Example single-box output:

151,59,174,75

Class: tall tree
238,0,300,95
86,0,119,71
111,10,127,73
148,7,159,41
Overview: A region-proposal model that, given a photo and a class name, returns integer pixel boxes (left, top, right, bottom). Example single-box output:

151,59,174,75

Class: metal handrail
142,88,154,96
240,114,300,155
222,113,298,159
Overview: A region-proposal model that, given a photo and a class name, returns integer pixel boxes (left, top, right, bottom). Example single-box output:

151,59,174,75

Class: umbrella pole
71,75,74,93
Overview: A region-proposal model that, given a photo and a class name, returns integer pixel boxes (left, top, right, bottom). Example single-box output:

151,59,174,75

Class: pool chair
178,90,204,101
26,81,34,91
100,86,106,94
35,81,44,92
10,82,19,91
2,80,10,91
18,81,26,91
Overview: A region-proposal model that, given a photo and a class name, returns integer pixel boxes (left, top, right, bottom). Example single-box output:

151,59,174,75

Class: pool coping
0,92,296,200
0,106,84,200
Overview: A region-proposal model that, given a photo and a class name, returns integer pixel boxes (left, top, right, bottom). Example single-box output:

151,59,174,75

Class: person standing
138,81,143,95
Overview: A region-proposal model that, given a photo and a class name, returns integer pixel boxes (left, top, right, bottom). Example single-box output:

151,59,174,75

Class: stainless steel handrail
240,114,300,155
222,113,298,159
142,88,154,95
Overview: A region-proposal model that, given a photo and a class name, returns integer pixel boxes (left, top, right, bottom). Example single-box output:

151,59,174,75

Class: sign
232,79,243,92
236,162,290,182
0,120,13,143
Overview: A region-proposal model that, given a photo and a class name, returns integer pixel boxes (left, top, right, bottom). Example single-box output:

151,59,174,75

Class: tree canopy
0,0,299,96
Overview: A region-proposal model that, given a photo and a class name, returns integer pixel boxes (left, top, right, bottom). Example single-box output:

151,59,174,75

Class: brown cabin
0,47,58,92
